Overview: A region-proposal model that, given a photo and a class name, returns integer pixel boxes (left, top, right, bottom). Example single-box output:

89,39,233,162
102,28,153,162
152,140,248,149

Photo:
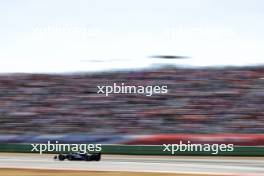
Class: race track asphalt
0,153,264,175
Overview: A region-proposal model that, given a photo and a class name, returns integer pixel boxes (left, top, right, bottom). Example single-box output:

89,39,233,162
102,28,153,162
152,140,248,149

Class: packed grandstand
0,66,263,135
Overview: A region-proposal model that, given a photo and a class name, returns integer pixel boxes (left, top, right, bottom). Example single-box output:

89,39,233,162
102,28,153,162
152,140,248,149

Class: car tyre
94,155,101,161
58,154,65,161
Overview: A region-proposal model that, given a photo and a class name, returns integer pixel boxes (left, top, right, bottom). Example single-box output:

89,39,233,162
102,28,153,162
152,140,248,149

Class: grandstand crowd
0,66,263,134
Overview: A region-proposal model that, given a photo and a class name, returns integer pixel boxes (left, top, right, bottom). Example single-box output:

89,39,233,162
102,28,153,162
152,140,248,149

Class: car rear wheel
58,154,65,161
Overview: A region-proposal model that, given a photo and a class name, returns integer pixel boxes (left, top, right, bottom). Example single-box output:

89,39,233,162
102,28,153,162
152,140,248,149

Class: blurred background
0,66,264,145
0,0,264,145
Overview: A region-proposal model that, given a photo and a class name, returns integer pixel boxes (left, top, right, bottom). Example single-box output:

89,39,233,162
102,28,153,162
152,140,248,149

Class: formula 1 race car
54,152,101,161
